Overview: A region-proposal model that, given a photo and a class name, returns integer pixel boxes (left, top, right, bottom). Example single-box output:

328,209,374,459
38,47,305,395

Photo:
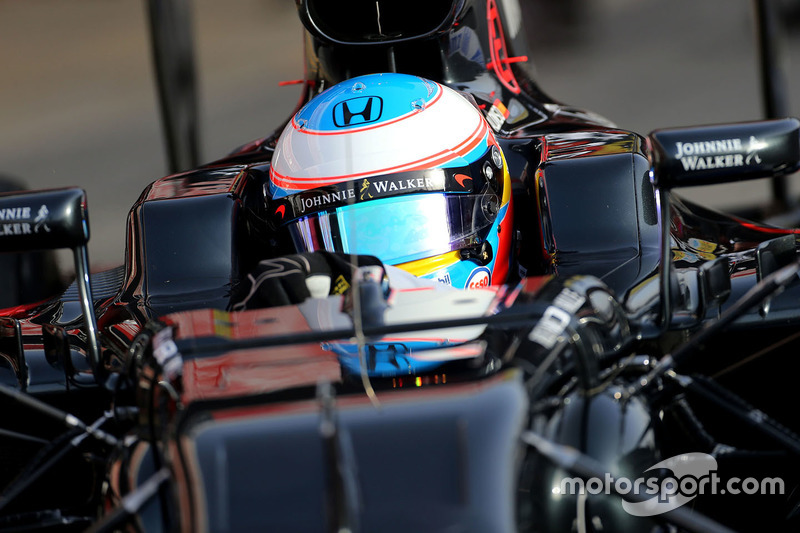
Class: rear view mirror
0,188,89,252
649,118,800,189
647,118,800,331
0,188,102,384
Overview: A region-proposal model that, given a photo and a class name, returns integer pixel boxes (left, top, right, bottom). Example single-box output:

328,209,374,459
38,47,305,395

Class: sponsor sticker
674,136,765,171
332,96,383,128
0,204,51,236
332,275,351,295
436,271,452,286
527,287,585,348
270,167,475,222
486,99,510,131
466,266,491,290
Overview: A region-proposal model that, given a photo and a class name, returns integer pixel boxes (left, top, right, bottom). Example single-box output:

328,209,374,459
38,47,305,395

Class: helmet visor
288,192,497,265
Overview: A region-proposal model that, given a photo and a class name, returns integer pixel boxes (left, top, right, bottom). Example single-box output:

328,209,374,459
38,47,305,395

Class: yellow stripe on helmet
395,250,462,277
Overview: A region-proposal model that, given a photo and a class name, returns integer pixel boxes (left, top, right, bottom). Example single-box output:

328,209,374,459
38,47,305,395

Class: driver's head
268,73,513,289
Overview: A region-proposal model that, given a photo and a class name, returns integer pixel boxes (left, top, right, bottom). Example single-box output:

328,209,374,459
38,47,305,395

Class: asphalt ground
3,0,800,270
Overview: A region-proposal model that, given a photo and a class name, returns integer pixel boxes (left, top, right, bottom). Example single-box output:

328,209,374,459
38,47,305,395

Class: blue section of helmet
325,340,448,378
294,73,440,133
268,179,291,200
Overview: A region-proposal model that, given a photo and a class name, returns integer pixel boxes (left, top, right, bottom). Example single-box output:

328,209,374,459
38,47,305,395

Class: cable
0,413,113,513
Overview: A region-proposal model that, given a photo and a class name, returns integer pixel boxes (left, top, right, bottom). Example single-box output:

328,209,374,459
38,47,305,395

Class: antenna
375,1,384,37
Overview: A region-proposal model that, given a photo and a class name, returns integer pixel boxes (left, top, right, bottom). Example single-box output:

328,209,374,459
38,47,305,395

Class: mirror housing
0,188,102,385
649,118,800,189
0,188,89,252
647,118,800,331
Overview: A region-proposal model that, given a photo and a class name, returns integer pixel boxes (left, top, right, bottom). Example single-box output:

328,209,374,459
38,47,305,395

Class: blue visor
288,192,497,265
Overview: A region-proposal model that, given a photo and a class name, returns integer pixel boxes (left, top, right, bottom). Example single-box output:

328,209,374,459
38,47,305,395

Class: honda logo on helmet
333,96,383,127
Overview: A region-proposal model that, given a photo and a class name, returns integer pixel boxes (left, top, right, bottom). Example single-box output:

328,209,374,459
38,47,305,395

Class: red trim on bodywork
0,297,53,319
732,218,800,235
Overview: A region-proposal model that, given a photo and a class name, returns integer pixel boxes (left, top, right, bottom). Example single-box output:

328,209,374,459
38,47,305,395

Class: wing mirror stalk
648,118,800,328
0,188,102,384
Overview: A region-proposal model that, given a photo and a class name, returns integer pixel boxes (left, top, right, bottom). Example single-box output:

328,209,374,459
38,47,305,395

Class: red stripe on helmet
272,120,490,191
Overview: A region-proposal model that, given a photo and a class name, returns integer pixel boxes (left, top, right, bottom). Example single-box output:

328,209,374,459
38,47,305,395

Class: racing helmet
268,72,513,289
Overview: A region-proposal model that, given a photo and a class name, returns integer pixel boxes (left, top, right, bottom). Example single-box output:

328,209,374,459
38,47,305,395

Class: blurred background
3,0,800,270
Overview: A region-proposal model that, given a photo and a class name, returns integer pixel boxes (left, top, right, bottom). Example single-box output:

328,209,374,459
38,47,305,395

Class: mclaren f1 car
1,1,800,532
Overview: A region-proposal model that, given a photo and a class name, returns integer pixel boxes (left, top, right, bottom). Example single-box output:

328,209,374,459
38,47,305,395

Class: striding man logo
359,179,373,200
